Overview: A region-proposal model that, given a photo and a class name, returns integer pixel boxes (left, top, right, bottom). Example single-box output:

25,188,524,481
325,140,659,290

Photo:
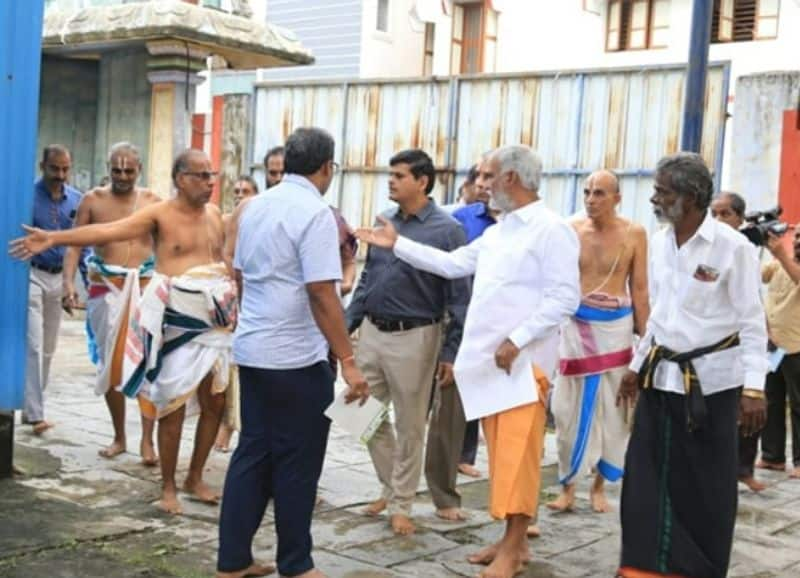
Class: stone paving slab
5,319,800,577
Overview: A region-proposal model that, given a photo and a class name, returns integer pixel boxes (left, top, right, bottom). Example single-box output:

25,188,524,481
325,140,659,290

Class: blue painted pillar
0,1,46,476
680,0,713,153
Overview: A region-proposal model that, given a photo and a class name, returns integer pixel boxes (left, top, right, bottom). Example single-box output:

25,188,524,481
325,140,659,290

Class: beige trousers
25,268,64,422
357,318,441,516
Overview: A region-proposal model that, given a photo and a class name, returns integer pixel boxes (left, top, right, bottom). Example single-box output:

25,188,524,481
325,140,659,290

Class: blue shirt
452,202,496,243
31,178,83,270
233,174,342,370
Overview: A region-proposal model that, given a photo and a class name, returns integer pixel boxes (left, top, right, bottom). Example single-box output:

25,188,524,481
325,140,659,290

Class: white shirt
233,174,342,370
629,212,768,393
394,199,580,380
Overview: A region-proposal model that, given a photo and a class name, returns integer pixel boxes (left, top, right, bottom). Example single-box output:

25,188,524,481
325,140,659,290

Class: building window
376,0,390,32
423,23,435,76
606,0,670,51
451,1,498,75
712,0,780,43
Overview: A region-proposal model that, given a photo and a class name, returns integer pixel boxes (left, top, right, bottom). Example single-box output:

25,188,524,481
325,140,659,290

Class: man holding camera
758,226,800,479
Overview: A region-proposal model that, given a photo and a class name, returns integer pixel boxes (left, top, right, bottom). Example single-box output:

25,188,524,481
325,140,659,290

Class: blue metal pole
1,0,46,476
680,0,713,153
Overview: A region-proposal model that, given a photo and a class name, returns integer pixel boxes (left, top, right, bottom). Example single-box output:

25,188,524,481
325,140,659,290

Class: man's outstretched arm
10,202,161,260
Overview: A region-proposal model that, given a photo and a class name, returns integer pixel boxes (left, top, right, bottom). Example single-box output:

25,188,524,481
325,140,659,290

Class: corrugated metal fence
243,64,730,231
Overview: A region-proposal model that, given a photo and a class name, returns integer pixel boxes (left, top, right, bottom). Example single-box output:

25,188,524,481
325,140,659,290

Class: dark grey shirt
346,200,470,363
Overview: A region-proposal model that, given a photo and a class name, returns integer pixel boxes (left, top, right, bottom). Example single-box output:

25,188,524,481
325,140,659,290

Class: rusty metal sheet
251,64,730,231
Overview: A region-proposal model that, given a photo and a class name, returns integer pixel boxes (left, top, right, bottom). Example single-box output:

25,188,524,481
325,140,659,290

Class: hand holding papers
325,389,388,445
454,349,538,421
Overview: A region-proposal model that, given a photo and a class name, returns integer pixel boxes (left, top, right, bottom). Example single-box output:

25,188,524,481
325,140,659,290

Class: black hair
263,145,285,167
389,149,436,195
236,174,259,194
42,144,70,164
283,129,335,176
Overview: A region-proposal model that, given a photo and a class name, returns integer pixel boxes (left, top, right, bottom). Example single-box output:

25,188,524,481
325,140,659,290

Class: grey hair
108,141,141,164
171,148,206,185
493,145,543,192
655,152,713,210
718,191,746,218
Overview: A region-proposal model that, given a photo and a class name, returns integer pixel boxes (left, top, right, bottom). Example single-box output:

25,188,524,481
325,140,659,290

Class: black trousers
761,352,800,466
460,419,479,465
738,428,759,478
217,362,334,577
620,387,739,578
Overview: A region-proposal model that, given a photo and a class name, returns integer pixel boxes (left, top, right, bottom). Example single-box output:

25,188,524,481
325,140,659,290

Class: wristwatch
741,389,765,400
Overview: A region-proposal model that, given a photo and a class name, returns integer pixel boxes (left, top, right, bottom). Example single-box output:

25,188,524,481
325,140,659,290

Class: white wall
360,0,427,78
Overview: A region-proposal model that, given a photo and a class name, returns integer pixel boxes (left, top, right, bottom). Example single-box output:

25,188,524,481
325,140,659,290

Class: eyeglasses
182,171,218,181
332,161,341,174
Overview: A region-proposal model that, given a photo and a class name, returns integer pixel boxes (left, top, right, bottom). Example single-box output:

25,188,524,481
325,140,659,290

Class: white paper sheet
324,390,388,445
768,347,786,373
454,349,538,421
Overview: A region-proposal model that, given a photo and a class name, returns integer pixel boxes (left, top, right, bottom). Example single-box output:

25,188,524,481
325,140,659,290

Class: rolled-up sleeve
300,207,343,284
507,222,580,348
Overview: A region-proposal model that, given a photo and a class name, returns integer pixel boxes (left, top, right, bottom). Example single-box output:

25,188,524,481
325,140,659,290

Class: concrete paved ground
2,318,800,577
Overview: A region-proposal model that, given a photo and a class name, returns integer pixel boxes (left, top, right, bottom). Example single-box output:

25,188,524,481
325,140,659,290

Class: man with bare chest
12,149,232,515
62,142,160,465
548,170,649,513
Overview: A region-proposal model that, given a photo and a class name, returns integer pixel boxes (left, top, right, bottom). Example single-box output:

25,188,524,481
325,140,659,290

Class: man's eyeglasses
182,171,218,181
332,161,341,174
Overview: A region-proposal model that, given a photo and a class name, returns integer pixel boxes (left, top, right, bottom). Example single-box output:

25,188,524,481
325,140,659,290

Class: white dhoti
553,303,634,485
121,262,237,420
86,256,154,396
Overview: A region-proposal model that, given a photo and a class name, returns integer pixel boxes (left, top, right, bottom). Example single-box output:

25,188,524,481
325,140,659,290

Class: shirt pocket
680,277,721,316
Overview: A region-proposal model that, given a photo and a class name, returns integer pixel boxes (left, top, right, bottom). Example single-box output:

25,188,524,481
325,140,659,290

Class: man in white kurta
357,145,580,578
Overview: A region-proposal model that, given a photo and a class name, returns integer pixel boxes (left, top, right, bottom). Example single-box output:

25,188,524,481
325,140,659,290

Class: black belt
638,333,740,432
368,314,441,333
31,262,63,274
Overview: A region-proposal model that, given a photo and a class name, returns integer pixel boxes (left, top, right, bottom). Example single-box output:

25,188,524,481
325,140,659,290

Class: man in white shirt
357,145,580,578
617,153,767,578
216,128,369,578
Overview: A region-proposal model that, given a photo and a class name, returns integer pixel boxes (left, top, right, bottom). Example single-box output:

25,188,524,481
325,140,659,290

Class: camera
740,206,789,247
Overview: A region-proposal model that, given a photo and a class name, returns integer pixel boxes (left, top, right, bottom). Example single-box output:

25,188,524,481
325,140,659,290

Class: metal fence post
680,0,713,153
0,0,46,477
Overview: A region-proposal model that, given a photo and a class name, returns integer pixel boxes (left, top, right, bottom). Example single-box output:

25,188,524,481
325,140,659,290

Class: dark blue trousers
217,362,334,577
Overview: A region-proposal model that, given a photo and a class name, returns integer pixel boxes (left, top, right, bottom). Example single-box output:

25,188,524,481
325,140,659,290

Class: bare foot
590,478,612,513
458,463,482,478
215,425,233,453
290,569,328,578
157,488,183,515
390,513,415,535
98,440,126,459
546,484,575,512
32,421,54,435
478,548,525,578
140,439,158,467
363,498,387,516
468,543,500,565
216,561,276,577
756,460,786,472
790,467,800,479
526,524,541,538
183,479,221,505
436,507,468,521
738,475,767,492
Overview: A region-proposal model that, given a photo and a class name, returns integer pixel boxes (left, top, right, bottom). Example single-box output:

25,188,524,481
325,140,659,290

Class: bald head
586,170,620,193
583,169,621,219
